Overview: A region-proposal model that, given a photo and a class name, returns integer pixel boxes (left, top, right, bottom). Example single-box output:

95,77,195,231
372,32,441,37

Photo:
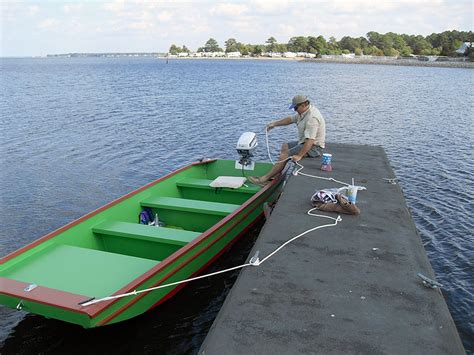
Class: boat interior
1,160,269,298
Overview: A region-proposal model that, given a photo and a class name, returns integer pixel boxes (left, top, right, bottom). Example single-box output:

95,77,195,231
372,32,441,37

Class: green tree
388,32,407,53
182,45,190,53
313,35,328,54
275,43,287,53
237,43,249,55
307,36,320,54
364,45,383,56
367,31,383,48
339,36,360,52
225,38,239,53
287,36,308,52
358,37,369,50
399,46,412,56
410,35,433,55
203,38,222,52
426,30,472,54
249,44,265,56
327,36,340,54
169,44,181,55
265,37,278,52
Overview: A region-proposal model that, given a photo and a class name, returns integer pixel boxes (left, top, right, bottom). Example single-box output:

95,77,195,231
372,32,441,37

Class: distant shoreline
4,54,473,69
301,57,474,69
161,56,474,68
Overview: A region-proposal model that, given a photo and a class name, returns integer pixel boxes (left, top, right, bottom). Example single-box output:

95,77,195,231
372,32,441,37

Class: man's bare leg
250,143,290,184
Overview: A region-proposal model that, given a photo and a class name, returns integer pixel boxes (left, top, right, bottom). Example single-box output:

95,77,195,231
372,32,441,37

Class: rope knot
249,251,260,266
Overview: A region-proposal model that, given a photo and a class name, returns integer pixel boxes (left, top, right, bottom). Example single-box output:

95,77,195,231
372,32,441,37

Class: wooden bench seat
176,178,259,194
140,196,240,217
92,221,201,246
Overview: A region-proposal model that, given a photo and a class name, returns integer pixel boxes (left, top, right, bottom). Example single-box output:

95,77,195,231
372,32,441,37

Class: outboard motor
235,132,257,170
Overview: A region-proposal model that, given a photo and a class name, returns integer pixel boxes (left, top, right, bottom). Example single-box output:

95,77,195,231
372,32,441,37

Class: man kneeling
249,94,326,186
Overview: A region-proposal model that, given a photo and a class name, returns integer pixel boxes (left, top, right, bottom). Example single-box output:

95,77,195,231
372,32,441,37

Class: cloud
158,10,173,22
63,4,83,14
38,18,59,30
211,3,248,16
128,21,154,30
28,5,39,16
249,0,293,14
102,0,126,13
330,0,397,12
1,2,19,21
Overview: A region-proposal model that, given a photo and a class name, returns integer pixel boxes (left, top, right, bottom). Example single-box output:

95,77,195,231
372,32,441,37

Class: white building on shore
201,51,226,57
456,42,472,55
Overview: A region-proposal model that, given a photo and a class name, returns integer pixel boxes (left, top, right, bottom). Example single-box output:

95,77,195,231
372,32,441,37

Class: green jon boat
0,158,283,328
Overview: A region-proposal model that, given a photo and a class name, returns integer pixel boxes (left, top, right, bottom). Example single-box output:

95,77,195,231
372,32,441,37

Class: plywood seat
176,178,259,194
93,221,200,246
140,196,239,217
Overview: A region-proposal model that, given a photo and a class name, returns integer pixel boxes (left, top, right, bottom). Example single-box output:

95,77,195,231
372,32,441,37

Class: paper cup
347,185,358,204
320,153,333,171
321,153,332,165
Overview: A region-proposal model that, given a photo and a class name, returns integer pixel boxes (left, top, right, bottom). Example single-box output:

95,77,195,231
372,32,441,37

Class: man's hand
291,155,303,162
266,122,276,131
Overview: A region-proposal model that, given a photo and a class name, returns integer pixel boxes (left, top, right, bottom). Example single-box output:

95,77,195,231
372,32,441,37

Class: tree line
169,30,473,58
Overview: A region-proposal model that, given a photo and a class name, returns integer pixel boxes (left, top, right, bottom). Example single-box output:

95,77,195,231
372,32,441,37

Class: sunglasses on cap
293,103,303,111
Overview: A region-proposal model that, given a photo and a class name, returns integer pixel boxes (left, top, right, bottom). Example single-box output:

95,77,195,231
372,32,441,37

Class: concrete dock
200,143,464,354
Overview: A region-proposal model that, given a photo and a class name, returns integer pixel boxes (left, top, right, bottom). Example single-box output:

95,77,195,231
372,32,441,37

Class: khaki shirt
290,105,326,148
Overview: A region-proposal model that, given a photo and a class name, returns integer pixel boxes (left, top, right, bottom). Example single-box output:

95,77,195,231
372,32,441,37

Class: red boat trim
95,185,278,325
0,160,214,265
0,277,88,314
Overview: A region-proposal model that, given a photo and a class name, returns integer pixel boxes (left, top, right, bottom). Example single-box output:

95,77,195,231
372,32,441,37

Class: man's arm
267,116,293,130
291,138,315,162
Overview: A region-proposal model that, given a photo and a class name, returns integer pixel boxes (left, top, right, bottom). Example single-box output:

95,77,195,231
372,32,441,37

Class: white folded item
209,176,247,189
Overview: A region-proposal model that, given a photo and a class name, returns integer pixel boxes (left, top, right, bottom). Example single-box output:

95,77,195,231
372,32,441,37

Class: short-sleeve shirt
290,105,326,148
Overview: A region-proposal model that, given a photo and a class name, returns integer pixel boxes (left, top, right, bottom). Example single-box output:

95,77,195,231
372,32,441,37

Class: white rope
256,212,341,265
81,128,350,308
80,263,252,306
293,161,350,186
80,213,341,307
265,126,275,164
265,126,292,165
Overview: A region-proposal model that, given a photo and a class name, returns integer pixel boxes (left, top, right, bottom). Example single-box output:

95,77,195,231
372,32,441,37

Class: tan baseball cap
289,95,309,109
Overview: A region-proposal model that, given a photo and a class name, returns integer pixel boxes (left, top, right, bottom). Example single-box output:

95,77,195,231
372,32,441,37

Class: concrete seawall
302,57,474,68
200,143,464,354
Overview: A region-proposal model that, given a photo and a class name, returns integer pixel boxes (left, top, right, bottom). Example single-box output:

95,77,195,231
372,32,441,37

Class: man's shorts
288,141,323,158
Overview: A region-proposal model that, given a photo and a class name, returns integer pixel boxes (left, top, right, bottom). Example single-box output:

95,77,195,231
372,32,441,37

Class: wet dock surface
201,143,464,354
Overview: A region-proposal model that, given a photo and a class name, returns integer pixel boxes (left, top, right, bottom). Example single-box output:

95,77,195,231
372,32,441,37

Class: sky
1,0,473,57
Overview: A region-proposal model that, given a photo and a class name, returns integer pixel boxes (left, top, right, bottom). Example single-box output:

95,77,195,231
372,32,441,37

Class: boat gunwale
0,159,282,321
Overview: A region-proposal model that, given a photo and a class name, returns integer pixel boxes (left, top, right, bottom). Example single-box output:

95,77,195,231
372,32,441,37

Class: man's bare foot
248,176,269,187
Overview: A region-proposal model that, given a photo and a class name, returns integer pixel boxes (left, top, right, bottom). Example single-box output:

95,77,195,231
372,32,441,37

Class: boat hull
0,159,283,327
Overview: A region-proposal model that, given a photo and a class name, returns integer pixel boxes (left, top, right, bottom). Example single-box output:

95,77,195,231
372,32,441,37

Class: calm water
0,58,472,352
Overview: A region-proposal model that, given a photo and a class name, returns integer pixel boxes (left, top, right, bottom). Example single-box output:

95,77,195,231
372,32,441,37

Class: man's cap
288,95,309,109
